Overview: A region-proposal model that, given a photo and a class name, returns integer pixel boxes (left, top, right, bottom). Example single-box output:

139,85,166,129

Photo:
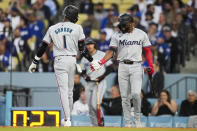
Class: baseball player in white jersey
80,38,114,126
28,5,95,127
91,13,154,127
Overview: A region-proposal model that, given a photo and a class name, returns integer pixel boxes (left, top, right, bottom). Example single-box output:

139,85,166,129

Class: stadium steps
180,54,197,73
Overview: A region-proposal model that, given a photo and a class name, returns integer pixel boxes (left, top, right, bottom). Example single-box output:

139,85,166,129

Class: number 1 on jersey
63,35,67,49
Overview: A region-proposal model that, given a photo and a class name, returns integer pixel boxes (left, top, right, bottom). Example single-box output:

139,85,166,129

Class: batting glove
28,56,40,73
90,60,101,71
90,58,106,71
146,67,154,76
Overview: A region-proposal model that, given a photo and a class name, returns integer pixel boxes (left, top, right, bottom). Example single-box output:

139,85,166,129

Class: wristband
99,58,106,65
32,56,40,65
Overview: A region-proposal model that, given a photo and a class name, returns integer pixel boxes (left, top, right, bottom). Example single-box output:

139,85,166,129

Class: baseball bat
96,81,102,126
146,68,156,97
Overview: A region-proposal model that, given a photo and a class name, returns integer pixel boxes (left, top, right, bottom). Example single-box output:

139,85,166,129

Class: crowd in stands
0,0,196,73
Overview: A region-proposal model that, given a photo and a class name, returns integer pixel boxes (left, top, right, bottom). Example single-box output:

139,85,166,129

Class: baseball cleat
61,119,71,127
125,122,132,127
134,120,142,128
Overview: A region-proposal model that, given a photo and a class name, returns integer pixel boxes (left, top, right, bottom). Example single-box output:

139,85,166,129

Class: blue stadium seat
148,115,173,127
147,98,157,107
122,116,148,127
0,96,5,126
173,116,188,128
71,115,91,126
104,116,122,127
175,99,183,113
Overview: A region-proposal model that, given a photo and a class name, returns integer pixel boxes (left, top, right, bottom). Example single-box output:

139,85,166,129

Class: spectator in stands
94,2,107,23
3,18,13,42
13,27,25,71
162,25,180,73
156,31,171,73
82,12,100,30
102,85,122,115
79,0,94,14
163,2,174,24
133,16,146,31
73,73,85,103
44,0,58,17
110,3,119,14
140,90,151,116
152,90,177,116
179,90,197,116
72,87,89,116
32,0,52,25
141,11,154,31
27,11,44,48
97,30,110,52
147,23,158,45
100,9,118,29
0,40,8,71
157,13,167,33
7,7,20,30
19,17,32,41
176,13,188,67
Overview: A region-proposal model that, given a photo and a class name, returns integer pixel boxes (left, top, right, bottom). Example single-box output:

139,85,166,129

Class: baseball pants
54,55,76,120
118,62,143,124
85,80,107,126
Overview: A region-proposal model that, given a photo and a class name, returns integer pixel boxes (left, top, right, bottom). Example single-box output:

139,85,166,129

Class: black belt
120,60,134,64
58,55,76,57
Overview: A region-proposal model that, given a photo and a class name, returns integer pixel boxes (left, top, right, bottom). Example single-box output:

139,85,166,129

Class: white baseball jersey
81,50,112,80
42,22,85,57
110,28,151,61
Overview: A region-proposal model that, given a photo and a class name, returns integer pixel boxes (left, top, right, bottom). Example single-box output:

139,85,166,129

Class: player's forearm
144,47,153,67
78,40,93,62
33,42,48,64
103,49,115,62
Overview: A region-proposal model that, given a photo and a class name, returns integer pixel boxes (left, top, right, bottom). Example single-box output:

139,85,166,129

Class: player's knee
132,93,140,99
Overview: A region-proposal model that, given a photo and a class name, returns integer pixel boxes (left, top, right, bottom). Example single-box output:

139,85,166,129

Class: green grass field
0,127,196,131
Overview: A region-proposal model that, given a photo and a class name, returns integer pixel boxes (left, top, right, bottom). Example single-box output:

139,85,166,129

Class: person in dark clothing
131,90,151,116
179,90,197,116
102,85,122,115
162,25,181,73
73,73,85,103
79,0,94,14
140,90,151,116
152,90,177,116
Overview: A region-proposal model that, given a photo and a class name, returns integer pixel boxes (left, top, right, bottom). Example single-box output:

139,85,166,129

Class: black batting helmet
85,37,97,49
118,13,133,33
62,5,79,23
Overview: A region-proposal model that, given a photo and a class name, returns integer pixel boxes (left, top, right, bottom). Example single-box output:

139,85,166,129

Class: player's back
46,22,84,57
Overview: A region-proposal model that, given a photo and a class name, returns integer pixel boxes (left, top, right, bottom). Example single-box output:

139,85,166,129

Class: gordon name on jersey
43,22,85,57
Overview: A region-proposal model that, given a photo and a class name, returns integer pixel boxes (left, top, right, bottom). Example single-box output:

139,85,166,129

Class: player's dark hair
160,90,171,103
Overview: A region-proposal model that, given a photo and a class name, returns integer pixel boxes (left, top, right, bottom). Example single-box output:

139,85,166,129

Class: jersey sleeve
42,28,52,44
109,33,118,48
142,32,151,47
78,25,85,41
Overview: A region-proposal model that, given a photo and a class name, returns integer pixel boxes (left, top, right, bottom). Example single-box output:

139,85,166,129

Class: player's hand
146,67,154,76
96,75,105,82
90,60,102,71
28,62,37,73
85,76,91,82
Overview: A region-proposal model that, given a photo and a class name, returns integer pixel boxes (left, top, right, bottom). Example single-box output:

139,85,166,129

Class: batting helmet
85,37,97,49
62,5,79,23
118,13,133,33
